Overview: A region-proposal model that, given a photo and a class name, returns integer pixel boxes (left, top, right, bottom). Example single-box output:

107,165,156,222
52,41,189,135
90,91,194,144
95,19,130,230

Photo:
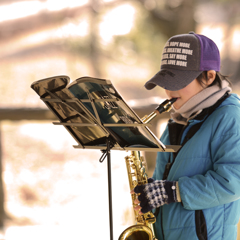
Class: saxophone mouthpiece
170,98,177,104
155,98,177,114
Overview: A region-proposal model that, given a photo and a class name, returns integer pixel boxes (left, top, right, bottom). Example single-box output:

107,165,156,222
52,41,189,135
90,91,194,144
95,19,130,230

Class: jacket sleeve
179,106,240,210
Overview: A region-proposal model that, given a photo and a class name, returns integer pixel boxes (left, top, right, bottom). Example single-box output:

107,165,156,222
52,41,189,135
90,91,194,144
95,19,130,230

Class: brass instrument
119,98,177,240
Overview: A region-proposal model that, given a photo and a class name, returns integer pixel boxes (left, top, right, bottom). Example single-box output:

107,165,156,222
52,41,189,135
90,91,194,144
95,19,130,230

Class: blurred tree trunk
139,0,196,38
89,0,102,78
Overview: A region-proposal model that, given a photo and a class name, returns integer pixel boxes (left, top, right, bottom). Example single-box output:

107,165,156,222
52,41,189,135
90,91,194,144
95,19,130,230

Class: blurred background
0,0,240,239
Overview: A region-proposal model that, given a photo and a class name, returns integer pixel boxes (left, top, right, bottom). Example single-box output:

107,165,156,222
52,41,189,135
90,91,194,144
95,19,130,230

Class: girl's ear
205,70,216,86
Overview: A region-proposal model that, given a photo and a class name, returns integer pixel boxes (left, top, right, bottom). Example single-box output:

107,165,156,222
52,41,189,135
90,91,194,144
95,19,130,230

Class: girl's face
165,78,204,110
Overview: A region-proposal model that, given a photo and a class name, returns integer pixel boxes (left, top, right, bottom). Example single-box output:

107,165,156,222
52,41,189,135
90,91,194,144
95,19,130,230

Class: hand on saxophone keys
130,190,143,215
130,178,181,214
133,198,144,215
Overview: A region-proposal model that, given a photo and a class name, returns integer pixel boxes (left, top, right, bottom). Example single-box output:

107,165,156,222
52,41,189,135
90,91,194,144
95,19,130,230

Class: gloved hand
133,178,178,213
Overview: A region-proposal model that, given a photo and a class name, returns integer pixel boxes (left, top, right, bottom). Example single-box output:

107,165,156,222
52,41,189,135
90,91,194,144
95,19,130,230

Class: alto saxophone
118,98,177,240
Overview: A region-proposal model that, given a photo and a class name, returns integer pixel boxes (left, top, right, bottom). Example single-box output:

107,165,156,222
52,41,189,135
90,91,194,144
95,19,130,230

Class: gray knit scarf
171,80,232,125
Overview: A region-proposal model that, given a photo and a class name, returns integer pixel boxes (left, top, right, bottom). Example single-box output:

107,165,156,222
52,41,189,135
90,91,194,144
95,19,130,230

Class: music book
31,75,179,152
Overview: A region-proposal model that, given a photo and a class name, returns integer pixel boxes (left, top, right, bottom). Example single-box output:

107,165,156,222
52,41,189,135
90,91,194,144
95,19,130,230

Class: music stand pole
99,138,114,240
106,138,114,240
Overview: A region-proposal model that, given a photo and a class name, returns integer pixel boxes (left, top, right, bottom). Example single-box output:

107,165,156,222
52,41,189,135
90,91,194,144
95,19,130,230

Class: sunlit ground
2,121,136,240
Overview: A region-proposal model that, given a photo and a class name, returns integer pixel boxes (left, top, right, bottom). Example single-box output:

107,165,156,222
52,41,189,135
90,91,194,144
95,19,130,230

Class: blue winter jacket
153,94,240,240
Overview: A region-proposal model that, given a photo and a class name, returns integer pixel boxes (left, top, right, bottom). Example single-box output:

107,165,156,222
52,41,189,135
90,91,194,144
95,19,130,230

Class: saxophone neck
141,98,177,124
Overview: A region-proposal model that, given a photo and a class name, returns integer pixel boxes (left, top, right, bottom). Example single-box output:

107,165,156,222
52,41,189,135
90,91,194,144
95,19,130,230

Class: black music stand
31,76,180,240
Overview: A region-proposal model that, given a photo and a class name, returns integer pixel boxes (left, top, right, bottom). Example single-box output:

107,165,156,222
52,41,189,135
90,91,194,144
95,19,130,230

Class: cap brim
145,69,202,91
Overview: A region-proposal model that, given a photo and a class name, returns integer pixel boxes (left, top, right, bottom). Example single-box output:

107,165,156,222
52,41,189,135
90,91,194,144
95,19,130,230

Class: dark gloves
134,178,179,213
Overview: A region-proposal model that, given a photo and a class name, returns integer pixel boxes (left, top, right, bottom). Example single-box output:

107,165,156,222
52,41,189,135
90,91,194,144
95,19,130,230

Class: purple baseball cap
145,32,220,91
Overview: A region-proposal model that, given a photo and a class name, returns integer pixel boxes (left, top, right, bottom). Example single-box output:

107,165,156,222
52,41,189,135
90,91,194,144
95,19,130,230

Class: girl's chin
173,101,182,110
